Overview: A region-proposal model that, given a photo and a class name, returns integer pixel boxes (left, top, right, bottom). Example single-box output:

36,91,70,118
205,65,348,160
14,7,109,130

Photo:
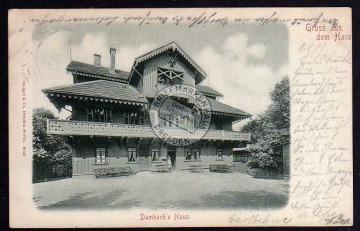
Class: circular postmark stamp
149,84,212,146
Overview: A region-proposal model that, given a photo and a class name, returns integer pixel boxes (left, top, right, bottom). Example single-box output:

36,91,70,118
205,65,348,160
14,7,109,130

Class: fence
33,162,72,183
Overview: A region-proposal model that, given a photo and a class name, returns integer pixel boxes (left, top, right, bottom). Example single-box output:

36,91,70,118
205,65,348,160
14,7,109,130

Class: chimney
109,48,116,74
94,54,101,66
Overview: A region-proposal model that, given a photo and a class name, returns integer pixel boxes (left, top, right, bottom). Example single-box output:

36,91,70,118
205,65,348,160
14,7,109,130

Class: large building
43,42,252,175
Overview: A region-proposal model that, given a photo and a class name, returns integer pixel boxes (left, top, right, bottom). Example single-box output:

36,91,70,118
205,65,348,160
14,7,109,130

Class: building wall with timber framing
70,135,235,175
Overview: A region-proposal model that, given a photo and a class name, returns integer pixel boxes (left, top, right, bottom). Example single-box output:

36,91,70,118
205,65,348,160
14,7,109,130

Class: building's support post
46,119,50,134
137,138,142,151
117,137,123,149
69,135,75,147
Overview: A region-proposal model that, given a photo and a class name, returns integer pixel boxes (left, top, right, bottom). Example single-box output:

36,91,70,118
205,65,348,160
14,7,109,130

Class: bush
93,167,135,178
246,160,259,169
258,155,278,170
251,168,283,179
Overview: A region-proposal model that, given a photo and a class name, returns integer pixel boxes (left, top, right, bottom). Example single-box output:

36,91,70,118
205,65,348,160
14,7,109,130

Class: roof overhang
44,92,148,107
42,80,148,109
68,70,129,84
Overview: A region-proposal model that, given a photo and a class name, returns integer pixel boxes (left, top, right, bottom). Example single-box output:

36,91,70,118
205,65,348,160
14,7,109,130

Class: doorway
167,146,176,169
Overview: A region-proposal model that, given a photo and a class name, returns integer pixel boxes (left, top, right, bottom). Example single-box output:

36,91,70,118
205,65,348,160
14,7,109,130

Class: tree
33,108,52,147
266,77,290,130
32,107,72,169
241,76,290,170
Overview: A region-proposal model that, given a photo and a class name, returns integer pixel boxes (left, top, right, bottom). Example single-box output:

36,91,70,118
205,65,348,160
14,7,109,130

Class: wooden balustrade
47,119,251,141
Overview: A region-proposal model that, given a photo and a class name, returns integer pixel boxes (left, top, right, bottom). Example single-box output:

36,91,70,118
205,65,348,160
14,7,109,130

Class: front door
167,148,176,169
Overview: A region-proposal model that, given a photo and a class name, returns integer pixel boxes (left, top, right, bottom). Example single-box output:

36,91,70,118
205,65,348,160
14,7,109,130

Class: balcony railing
47,119,251,141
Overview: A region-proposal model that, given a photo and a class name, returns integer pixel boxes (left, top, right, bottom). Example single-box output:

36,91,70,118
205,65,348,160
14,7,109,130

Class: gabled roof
129,42,206,85
67,61,129,83
207,97,252,118
42,80,147,105
195,85,223,97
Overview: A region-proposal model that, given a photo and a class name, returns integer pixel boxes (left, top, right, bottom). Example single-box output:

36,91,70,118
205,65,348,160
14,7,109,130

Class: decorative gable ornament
129,42,207,85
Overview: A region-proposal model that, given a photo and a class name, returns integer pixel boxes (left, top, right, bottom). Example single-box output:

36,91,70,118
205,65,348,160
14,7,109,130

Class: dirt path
34,171,289,210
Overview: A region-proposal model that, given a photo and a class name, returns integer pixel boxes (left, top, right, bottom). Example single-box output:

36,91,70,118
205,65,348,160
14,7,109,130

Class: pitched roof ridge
134,41,176,60
42,80,106,92
68,60,130,73
134,42,206,76
169,42,207,75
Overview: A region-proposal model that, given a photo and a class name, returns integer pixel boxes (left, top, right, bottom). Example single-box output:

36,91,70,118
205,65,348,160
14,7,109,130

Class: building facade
43,42,252,175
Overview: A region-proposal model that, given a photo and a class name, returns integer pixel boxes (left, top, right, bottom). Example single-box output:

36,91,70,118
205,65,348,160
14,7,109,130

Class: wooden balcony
47,119,251,141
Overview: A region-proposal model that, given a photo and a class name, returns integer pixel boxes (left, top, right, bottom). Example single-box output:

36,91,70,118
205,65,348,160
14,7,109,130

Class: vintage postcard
9,8,352,227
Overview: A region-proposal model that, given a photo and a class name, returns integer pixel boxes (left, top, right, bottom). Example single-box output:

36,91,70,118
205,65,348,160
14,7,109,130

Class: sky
32,22,288,129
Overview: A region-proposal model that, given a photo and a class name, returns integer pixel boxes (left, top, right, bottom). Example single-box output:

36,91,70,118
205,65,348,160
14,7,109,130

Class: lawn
33,171,289,210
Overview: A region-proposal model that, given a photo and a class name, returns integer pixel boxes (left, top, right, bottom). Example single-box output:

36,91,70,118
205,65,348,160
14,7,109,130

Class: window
161,114,195,129
185,150,192,160
124,113,129,124
193,148,200,160
162,115,176,128
215,121,223,130
216,148,223,160
128,148,137,162
157,67,184,85
95,148,106,164
139,112,145,125
87,108,112,122
87,109,93,121
124,112,145,125
151,148,159,161
184,148,201,161
233,151,248,162
185,147,192,160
